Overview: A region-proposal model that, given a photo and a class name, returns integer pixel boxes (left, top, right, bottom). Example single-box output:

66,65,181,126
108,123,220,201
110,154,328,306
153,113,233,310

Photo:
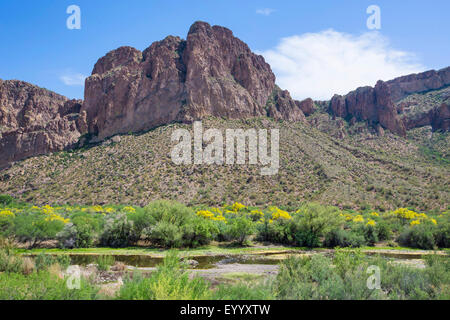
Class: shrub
273,250,449,300
293,203,344,248
294,228,321,248
0,194,14,206
323,229,366,248
97,255,115,271
274,255,348,299
434,223,450,248
116,252,210,300
0,215,14,239
13,213,65,248
0,249,24,273
57,214,99,248
0,271,98,300
398,225,436,250
225,216,255,245
141,201,216,248
257,219,296,245
362,225,379,246
144,221,184,248
375,221,393,241
99,213,134,248
183,217,218,247
34,253,71,271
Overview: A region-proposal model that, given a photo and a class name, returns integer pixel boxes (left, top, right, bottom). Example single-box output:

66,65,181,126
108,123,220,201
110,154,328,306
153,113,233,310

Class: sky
0,0,449,101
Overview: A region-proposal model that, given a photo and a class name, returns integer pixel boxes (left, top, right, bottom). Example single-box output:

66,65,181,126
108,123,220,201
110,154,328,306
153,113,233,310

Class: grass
15,244,307,257
218,272,264,283
15,244,449,260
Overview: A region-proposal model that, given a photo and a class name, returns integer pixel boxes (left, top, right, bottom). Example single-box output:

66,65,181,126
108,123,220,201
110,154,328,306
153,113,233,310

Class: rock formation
0,80,86,169
1,21,449,169
266,87,306,122
386,67,450,102
405,103,450,132
296,98,315,117
82,21,304,141
329,80,406,136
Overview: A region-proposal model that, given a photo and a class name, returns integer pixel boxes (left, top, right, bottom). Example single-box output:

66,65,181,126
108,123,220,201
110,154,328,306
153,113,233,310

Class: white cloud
60,72,86,86
259,29,426,100
256,8,275,16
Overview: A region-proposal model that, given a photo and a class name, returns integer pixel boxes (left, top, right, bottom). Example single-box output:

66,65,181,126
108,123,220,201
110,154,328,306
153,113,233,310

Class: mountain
0,80,86,170
0,21,449,211
82,21,307,142
328,67,450,137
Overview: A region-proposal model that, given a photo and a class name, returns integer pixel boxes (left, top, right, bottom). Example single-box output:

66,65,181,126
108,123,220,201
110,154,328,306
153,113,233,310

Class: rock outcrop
0,80,86,169
329,80,406,136
266,87,306,122
431,103,450,131
405,103,450,132
1,21,449,170
296,98,315,116
82,21,303,141
386,67,450,102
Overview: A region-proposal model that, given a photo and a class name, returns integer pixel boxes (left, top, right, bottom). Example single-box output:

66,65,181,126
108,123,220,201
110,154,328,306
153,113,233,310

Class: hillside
1,116,448,212
0,21,449,213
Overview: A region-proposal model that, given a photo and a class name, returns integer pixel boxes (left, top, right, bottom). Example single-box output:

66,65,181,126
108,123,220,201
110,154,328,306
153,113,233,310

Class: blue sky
0,0,449,100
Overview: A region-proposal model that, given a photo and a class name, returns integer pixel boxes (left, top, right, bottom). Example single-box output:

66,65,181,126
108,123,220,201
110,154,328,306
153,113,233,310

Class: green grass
15,244,306,257
15,244,449,260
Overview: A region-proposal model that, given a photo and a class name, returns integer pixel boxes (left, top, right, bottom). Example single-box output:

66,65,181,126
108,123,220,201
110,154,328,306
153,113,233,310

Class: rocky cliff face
296,98,315,117
1,21,449,170
328,67,450,135
329,80,406,136
82,21,304,141
266,87,306,122
386,67,450,102
0,80,86,169
431,103,450,131
404,103,450,132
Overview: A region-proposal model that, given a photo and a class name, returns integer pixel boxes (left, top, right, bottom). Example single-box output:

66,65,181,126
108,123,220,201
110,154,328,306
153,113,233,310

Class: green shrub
274,255,354,299
294,228,321,248
273,250,449,300
225,216,255,245
183,217,218,247
434,223,450,248
0,194,14,206
362,225,379,246
12,213,65,248
323,229,366,248
99,213,135,248
0,271,98,300
398,225,436,250
117,252,210,300
0,215,15,238
97,255,115,271
257,219,296,245
140,201,216,248
144,221,184,248
375,221,393,241
34,253,71,271
57,214,99,249
293,203,344,248
0,249,24,273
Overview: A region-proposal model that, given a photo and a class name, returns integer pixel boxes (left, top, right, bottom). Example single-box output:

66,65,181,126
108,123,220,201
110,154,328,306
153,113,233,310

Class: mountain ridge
0,21,449,171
